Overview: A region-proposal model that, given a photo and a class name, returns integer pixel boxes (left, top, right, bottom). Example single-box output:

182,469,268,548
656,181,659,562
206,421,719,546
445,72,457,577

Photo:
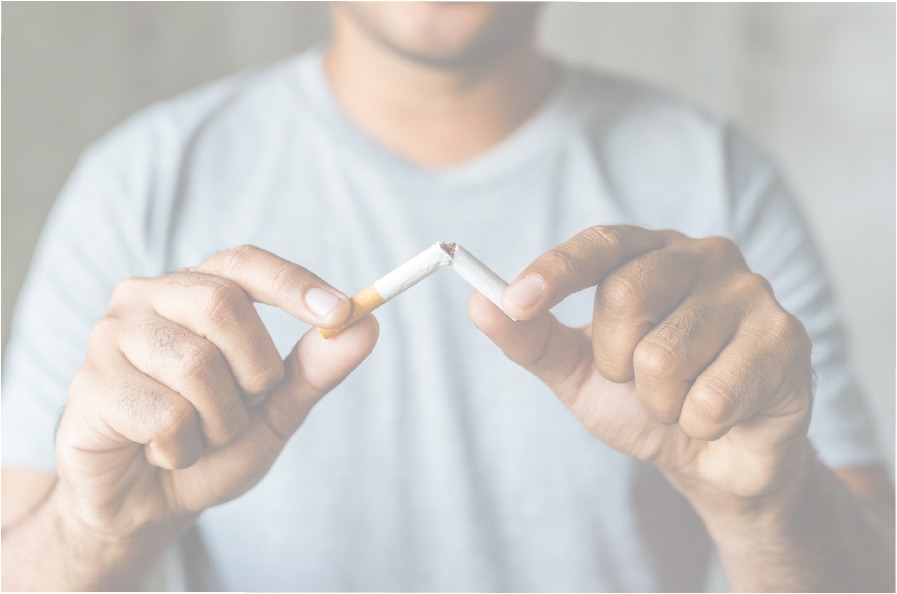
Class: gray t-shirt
2,49,882,591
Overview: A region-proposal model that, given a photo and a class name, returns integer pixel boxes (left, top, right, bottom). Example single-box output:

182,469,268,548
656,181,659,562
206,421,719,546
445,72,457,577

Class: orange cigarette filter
317,243,452,338
318,285,386,339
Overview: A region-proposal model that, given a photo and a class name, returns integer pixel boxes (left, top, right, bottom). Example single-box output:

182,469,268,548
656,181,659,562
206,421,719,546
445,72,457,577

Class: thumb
468,292,593,402
251,314,380,447
174,315,379,513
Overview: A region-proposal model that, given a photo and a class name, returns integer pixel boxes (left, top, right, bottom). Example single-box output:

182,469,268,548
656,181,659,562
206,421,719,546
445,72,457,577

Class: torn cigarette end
450,245,518,321
318,241,515,339
317,243,449,339
318,284,386,339
439,241,457,257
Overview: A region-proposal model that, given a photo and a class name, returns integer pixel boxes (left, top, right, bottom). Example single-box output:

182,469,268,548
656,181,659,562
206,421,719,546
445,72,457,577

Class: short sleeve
1,136,148,472
725,128,883,469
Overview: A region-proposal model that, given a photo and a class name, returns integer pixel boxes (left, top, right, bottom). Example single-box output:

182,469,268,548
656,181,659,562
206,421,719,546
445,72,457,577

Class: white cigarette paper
441,243,518,321
318,241,515,338
376,243,452,300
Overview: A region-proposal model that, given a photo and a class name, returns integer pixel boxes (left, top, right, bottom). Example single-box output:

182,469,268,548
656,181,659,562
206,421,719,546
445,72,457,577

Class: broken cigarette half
318,242,516,339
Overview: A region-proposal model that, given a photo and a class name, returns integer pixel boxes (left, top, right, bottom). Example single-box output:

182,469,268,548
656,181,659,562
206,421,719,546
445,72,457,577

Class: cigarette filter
318,241,516,338
318,243,451,338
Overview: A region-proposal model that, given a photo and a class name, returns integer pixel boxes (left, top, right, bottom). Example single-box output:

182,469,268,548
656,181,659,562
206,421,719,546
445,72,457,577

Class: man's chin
339,2,542,72
373,38,514,71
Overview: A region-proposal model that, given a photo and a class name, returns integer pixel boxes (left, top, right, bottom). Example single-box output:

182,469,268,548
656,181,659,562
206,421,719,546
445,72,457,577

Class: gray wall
3,3,894,466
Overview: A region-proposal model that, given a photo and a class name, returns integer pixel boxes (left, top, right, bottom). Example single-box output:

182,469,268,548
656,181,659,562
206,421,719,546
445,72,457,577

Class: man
2,3,893,591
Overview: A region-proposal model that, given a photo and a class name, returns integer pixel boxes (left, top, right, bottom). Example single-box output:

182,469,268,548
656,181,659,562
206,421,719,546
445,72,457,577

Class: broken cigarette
441,242,517,319
318,242,516,338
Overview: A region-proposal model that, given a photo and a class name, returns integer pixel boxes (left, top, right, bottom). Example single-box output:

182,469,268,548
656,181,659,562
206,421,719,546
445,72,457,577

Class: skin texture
469,225,895,591
480,226,815,498
2,3,894,591
2,247,380,590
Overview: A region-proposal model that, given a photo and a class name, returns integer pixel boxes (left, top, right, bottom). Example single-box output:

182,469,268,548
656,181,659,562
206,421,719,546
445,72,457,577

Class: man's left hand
469,225,814,506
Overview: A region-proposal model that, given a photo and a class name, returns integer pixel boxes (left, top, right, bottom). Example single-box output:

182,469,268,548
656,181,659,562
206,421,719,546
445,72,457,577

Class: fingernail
304,288,345,319
503,275,544,310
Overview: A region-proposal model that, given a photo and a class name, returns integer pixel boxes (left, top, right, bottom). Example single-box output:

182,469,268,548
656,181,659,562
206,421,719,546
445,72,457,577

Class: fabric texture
1,48,882,591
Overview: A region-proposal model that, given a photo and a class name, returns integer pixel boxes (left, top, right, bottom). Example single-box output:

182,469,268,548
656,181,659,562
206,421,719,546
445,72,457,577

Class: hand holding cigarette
318,242,516,338
51,245,378,560
469,224,814,508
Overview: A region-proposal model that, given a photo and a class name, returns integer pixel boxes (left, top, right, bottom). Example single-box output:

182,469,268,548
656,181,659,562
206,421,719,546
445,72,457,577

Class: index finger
196,245,351,327
501,226,668,320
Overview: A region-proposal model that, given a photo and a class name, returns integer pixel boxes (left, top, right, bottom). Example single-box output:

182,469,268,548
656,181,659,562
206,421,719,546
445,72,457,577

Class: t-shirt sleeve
725,127,883,469
1,137,148,472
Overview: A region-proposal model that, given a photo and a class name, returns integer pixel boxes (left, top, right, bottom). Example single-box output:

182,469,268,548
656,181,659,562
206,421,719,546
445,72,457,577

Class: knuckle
596,275,640,312
767,309,793,335
633,340,679,380
738,272,774,297
688,380,737,427
777,310,805,338
773,310,811,355
270,265,304,295
699,237,747,273
142,321,189,363
661,228,688,243
86,316,119,355
117,384,199,453
180,340,224,380
92,314,119,337
170,268,213,289
155,398,199,441
701,235,743,263
244,360,286,396
140,322,190,366
593,352,633,384
201,282,244,326
587,225,624,251
654,303,706,345
119,382,161,418
542,247,578,278
222,244,260,273
110,277,143,304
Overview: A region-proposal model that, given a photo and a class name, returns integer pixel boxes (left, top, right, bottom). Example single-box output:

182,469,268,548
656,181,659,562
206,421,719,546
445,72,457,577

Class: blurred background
2,2,894,470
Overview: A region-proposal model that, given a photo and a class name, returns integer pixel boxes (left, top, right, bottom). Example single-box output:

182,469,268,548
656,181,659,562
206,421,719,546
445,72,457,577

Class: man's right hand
53,245,379,548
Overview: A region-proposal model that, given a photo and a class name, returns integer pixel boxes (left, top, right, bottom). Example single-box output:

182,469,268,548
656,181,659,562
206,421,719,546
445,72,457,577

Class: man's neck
324,27,556,169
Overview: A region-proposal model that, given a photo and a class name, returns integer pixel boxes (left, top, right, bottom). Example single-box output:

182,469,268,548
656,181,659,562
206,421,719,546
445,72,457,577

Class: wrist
49,485,125,556
669,438,820,545
50,484,194,588
664,442,823,592
54,473,198,543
